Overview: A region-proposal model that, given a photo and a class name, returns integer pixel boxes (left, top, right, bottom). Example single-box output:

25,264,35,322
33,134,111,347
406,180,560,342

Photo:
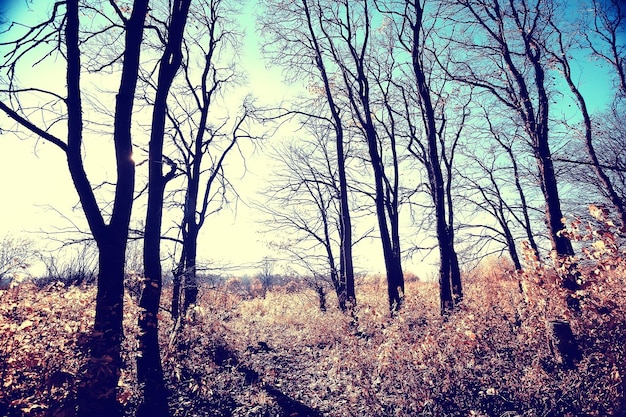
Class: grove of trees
0,0,624,415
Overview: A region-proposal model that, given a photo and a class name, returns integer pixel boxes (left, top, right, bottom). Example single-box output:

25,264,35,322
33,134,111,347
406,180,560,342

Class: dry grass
1,216,625,416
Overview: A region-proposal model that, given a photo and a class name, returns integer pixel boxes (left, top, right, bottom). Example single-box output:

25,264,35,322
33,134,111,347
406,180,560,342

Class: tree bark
171,254,184,323
547,319,581,369
67,0,148,415
138,2,192,416
182,226,199,314
76,241,126,417
407,0,460,314
303,0,356,308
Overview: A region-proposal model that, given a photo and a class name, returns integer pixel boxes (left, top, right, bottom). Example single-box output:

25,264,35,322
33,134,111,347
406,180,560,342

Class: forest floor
1,231,626,416
0,216,626,417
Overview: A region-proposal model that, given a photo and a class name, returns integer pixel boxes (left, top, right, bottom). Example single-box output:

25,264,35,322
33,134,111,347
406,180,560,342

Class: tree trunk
547,319,581,369
171,253,185,322
138,177,169,417
67,0,147,415
182,228,199,316
324,224,346,311
501,141,541,262
536,145,574,257
516,13,574,259
361,117,404,312
138,2,191,415
315,284,327,312
304,0,356,308
407,0,460,314
76,242,126,417
449,240,462,303
369,149,404,312
504,225,523,270
337,147,356,307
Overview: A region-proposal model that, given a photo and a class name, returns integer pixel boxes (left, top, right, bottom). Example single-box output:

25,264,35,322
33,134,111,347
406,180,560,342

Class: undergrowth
1,209,625,416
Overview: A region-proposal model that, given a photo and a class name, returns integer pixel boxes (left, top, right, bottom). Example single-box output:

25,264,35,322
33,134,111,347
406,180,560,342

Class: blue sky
0,0,622,281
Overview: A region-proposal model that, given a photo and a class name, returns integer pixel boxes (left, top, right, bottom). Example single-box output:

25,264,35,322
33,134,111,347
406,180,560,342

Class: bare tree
135,1,192,415
462,107,544,268
546,11,626,231
163,0,252,326
374,0,466,313
256,256,276,297
0,235,37,287
259,0,357,309
317,0,406,311
259,132,353,310
583,0,626,98
0,1,149,415
449,0,575,262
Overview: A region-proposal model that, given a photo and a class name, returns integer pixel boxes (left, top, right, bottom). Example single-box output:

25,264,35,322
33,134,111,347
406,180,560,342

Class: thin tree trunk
171,250,185,323
182,228,199,315
449,240,462,303
502,142,541,261
303,0,356,307
504,223,523,270
138,2,191,415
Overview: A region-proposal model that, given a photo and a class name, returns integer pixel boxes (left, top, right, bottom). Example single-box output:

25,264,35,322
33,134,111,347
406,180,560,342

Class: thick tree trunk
408,0,460,314
447,169,462,304
77,242,126,417
140,105,170,417
66,0,147,415
138,95,170,417
438,230,454,315
138,174,169,417
536,146,574,257
547,319,581,369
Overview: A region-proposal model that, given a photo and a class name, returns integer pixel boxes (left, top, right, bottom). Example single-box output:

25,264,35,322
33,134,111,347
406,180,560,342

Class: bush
1,208,624,416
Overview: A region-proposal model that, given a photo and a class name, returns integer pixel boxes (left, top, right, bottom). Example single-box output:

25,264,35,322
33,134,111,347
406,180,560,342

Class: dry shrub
1,208,624,416
403,271,421,283
222,276,245,296
194,208,624,416
0,282,142,416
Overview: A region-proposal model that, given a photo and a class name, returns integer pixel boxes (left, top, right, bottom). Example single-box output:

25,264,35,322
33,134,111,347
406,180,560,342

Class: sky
0,0,620,282
0,0,411,280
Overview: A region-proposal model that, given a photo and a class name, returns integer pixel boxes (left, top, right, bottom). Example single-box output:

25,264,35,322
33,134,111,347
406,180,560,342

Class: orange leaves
17,319,33,331
2,246,626,417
